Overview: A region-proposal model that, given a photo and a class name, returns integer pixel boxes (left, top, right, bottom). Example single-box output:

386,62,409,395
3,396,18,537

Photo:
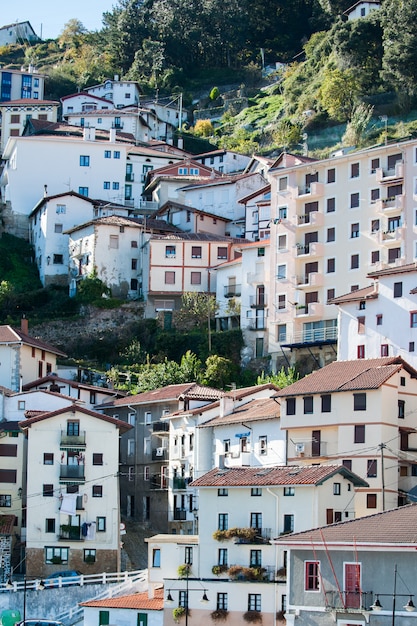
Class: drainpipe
267,487,280,626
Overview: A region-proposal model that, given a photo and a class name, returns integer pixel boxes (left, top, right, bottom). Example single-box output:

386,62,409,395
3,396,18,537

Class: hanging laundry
86,521,96,540
60,493,77,515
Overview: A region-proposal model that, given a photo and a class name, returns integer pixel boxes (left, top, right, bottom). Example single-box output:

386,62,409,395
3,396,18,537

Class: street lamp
165,564,209,626
370,564,415,625
5,577,45,622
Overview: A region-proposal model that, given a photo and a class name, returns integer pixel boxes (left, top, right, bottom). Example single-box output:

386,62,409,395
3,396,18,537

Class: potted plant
212,564,228,576
210,609,229,621
84,555,95,564
227,565,244,579
276,567,287,579
173,607,189,623
51,556,62,564
243,611,263,623
276,610,286,621
177,563,191,578
213,530,229,541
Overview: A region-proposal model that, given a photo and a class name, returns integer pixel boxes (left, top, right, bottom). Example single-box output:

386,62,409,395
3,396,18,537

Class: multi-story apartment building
20,404,131,577
193,149,251,175
268,140,417,372
0,419,26,549
22,375,125,410
0,68,44,102
331,263,417,367
98,383,223,532
276,356,417,517
0,99,59,152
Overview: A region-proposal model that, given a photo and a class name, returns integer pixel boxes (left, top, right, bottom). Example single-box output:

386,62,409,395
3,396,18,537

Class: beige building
276,356,417,517
0,99,59,152
268,141,417,372
20,404,131,577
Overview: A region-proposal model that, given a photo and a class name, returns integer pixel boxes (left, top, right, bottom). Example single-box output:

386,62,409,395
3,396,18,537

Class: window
381,344,389,357
411,312,417,328
258,247,265,257
223,439,230,454
343,459,352,471
131,240,138,248
53,254,63,265
99,611,109,626
394,282,403,298
250,550,262,567
327,227,335,242
218,513,228,530
321,395,331,412
250,512,262,530
277,264,286,280
112,182,120,190
327,289,335,302
259,436,267,456
303,396,313,414
248,594,261,612
283,514,294,533
354,424,365,443
131,259,138,271
104,150,111,158
165,245,176,257
351,254,359,269
84,549,96,563
333,482,341,495
0,495,11,507
284,487,295,496
351,163,359,178
11,114,20,124
78,187,89,197
357,316,365,334
279,206,287,220
218,488,228,496
97,517,106,532
326,197,336,213
327,258,335,273
351,223,359,238
191,246,202,258
327,168,335,183
185,546,193,565
305,561,320,591
278,294,286,309
277,234,287,251
165,271,175,285
217,247,228,260
54,224,63,234
43,484,54,497
191,272,201,285
43,453,54,465
80,155,90,166
350,192,360,208
277,324,287,342
367,459,377,477
401,376,406,387
251,488,262,496
279,176,288,190
410,342,415,352
217,593,228,611
56,204,66,214
354,393,366,411
67,421,80,436
92,485,103,497
113,151,120,159
93,453,103,465
45,547,68,564
371,250,380,264
367,494,377,509
45,518,55,533
103,181,110,189
286,398,296,415
398,400,405,418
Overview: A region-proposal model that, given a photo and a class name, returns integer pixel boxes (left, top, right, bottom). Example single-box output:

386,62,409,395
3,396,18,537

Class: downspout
267,487,280,625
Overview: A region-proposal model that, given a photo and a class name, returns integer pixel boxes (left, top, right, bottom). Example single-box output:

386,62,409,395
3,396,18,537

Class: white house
276,356,417,517
343,0,381,20
331,263,417,367
0,99,59,152
20,404,131,577
61,92,113,117
0,419,26,543
0,22,40,46
193,149,251,175
80,587,164,626
84,78,141,109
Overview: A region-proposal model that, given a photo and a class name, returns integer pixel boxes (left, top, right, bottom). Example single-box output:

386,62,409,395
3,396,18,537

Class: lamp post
165,564,209,626
371,564,415,624
6,576,45,622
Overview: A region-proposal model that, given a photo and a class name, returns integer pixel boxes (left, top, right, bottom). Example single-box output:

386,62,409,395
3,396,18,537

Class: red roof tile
19,404,132,433
0,325,66,356
276,357,417,397
275,503,417,545
329,284,378,305
99,383,223,408
191,465,368,488
80,588,164,610
198,397,280,428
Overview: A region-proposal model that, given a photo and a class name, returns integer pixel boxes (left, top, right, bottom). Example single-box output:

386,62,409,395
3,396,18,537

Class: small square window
284,487,295,496
43,484,54,497
351,254,359,269
367,494,377,509
93,453,103,465
92,485,103,497
97,516,106,531
218,488,228,496
251,488,262,496
54,224,63,233
43,453,54,465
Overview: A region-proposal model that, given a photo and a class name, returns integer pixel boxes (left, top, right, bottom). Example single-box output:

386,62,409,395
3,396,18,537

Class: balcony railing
224,285,242,298
60,431,86,447
153,421,169,433
59,465,85,481
173,508,187,521
125,173,134,182
150,474,168,490
249,295,267,307
152,447,168,461
173,476,192,490
59,526,83,541
325,590,373,611
280,325,337,345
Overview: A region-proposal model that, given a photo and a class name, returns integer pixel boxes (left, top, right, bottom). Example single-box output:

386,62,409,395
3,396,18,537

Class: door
305,262,318,283
312,430,321,456
345,563,361,608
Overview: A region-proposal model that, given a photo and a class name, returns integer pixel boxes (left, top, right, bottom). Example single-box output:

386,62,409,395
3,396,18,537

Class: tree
76,271,111,303
381,0,417,100
210,86,220,101
273,118,303,149
342,103,373,147
257,366,300,388
58,19,88,49
127,39,165,86
193,119,214,137
202,355,237,389
174,292,218,331
318,67,359,121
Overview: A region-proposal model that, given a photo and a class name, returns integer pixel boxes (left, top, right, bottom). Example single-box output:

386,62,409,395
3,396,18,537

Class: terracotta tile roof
329,284,378,305
99,383,223,408
276,357,417,397
0,515,17,535
19,404,132,434
0,99,59,106
198,397,280,428
275,503,417,546
191,464,368,488
150,233,246,243
23,375,125,397
0,325,66,357
80,588,164,610
368,262,417,278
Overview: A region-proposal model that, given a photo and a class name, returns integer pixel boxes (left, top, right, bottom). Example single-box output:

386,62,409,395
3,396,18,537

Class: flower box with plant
276,610,286,622
243,611,263,623
84,555,95,564
51,556,63,564
212,530,229,541
173,607,190,622
212,564,229,576
211,609,229,621
276,567,287,579
177,563,191,578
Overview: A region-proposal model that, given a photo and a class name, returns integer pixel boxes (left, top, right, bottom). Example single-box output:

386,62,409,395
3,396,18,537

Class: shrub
212,564,228,576
243,611,262,623
211,609,228,621
177,563,191,578
173,607,189,622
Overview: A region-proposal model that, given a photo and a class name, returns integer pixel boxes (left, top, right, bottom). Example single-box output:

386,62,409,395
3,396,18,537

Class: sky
2,1,118,41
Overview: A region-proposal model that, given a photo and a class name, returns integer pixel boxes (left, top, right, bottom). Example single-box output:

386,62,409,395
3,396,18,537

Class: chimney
109,127,116,143
114,74,119,82
21,317,28,334
219,396,235,418
177,137,184,150
44,184,48,197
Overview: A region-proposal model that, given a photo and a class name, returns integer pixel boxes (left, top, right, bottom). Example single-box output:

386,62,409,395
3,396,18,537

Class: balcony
60,431,86,448
224,285,242,298
153,421,169,433
249,295,267,308
173,508,187,521
291,181,325,199
248,320,266,331
296,211,324,228
374,195,405,213
59,525,83,541
292,441,327,458
376,161,404,183
59,465,85,483
379,227,405,245
296,242,324,257
296,272,323,288
125,173,134,182
284,326,337,345
152,447,168,460
150,474,168,490
112,122,124,129
173,476,192,490
325,590,373,612
223,451,251,467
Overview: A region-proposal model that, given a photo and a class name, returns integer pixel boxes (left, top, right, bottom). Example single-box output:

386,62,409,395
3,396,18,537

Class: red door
345,563,361,608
